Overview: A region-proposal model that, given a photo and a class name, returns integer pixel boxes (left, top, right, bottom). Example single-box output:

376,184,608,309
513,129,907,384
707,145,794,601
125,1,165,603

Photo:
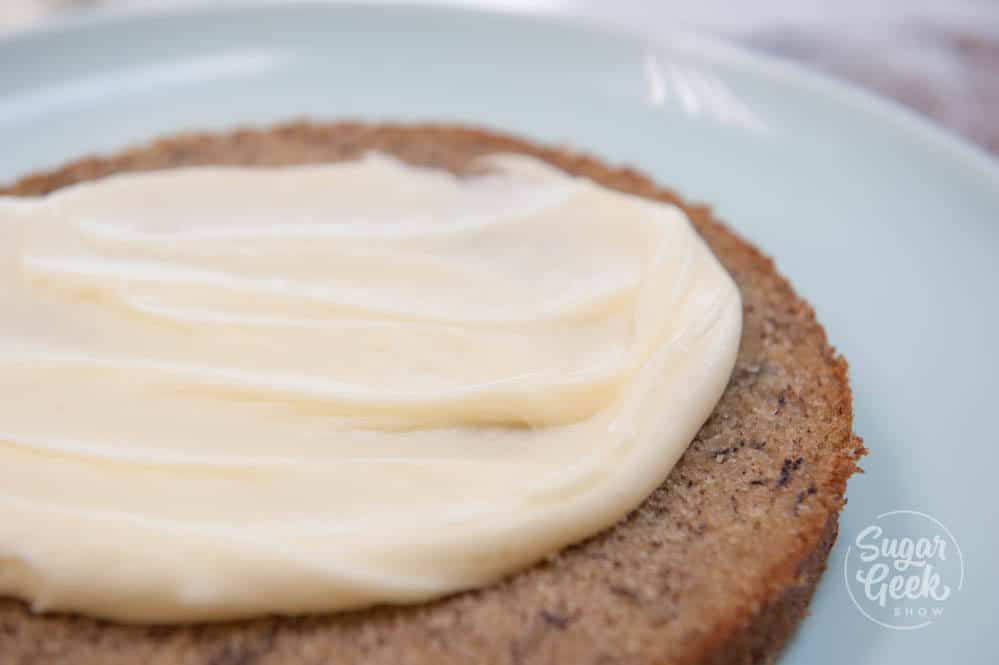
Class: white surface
3,0,997,31
5,0,998,152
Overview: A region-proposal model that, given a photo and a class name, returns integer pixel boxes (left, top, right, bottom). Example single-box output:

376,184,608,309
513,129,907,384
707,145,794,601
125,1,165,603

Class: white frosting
0,154,741,622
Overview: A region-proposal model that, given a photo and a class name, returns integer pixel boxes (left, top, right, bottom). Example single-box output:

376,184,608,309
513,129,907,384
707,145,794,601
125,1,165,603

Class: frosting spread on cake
0,154,741,622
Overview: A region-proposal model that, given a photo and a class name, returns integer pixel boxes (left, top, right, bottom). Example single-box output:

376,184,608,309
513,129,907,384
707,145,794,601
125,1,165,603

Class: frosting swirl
0,154,741,622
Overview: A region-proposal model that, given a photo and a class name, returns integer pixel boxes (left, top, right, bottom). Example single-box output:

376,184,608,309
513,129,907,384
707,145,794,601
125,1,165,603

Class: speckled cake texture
0,123,864,665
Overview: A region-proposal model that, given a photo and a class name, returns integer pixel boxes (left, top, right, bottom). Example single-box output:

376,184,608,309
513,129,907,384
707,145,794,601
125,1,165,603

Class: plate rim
1,0,997,191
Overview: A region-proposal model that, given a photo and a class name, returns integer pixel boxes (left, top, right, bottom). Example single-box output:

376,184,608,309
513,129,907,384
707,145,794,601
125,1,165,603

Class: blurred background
2,0,997,154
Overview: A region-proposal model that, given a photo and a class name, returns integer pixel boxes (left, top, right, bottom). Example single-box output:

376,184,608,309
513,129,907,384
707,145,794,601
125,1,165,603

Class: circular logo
844,510,963,630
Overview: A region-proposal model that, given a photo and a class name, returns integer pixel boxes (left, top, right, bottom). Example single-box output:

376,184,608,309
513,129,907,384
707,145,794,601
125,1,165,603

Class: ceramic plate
1,2,997,663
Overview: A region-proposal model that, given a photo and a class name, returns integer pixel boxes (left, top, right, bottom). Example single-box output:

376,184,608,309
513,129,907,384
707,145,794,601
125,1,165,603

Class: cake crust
0,123,864,665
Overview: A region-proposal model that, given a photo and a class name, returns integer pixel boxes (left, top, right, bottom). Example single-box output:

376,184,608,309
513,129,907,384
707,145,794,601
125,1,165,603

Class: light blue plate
1,2,997,663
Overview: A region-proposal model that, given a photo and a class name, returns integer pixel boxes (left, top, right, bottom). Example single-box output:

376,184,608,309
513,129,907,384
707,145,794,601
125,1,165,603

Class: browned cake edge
0,122,865,665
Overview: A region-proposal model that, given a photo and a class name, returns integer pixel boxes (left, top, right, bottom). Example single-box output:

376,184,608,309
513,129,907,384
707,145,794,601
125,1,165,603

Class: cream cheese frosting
0,153,741,623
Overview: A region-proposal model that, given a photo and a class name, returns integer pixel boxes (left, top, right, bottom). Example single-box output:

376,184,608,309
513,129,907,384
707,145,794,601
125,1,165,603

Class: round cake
0,123,864,665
